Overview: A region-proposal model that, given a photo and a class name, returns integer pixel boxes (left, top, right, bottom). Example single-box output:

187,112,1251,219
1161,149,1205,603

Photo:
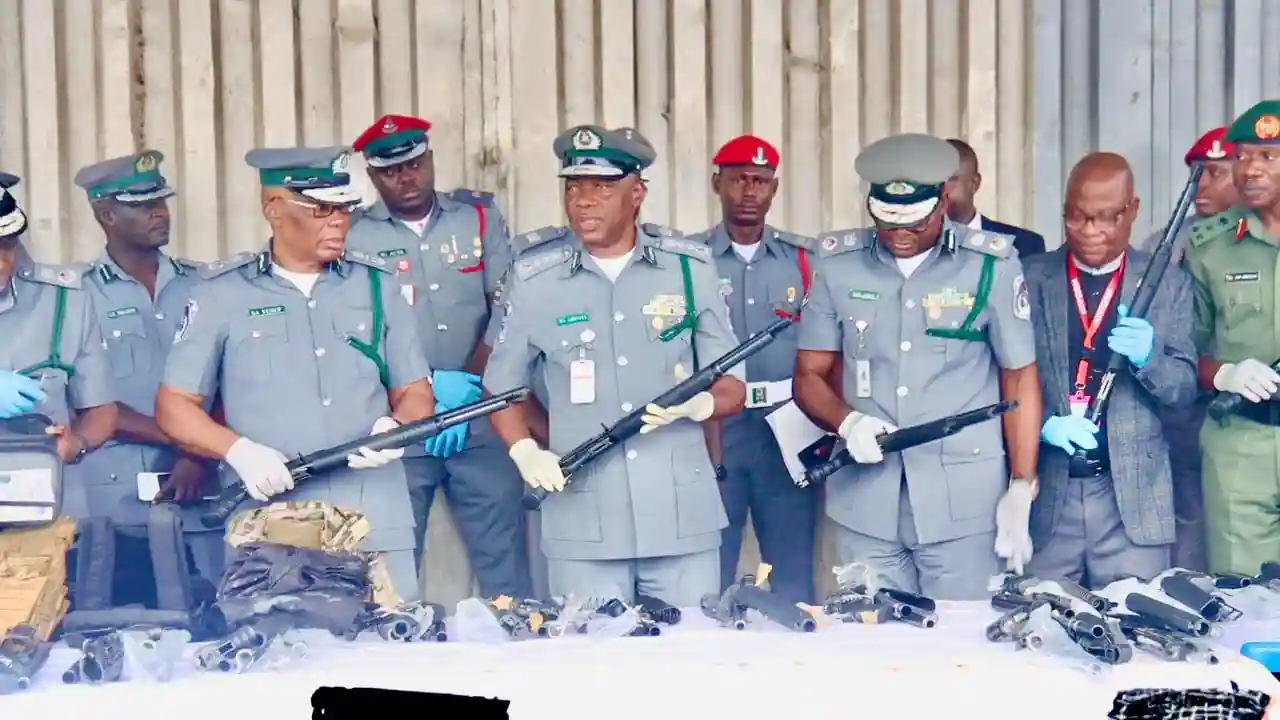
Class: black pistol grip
805,453,849,485
521,487,548,511
200,485,248,528
1206,391,1245,423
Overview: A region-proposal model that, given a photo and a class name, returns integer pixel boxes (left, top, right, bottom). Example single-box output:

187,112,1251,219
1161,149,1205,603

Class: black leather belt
1234,400,1280,427
1068,455,1109,478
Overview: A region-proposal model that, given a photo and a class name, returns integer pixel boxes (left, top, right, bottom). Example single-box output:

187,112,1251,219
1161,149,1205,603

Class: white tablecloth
3,603,1277,720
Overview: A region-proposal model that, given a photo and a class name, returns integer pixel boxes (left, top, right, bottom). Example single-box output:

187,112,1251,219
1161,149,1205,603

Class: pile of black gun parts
479,593,682,640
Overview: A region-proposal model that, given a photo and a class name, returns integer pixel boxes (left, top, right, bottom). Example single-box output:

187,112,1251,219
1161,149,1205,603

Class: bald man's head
1063,152,1139,267
944,139,982,223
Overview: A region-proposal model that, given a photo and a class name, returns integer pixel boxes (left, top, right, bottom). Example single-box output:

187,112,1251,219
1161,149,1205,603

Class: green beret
855,134,958,228
73,151,175,203
553,125,656,179
244,146,361,205
1226,100,1280,144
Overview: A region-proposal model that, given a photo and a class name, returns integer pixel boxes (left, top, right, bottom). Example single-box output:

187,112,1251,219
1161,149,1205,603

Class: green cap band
87,170,163,199
362,130,426,156
258,167,346,188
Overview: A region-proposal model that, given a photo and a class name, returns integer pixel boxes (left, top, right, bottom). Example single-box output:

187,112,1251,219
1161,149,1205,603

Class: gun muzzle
1056,609,1108,639
1055,578,1114,613
875,590,937,628
1259,561,1280,583
1212,572,1253,590
1160,574,1242,623
1077,637,1132,665
998,574,1041,596
378,618,416,642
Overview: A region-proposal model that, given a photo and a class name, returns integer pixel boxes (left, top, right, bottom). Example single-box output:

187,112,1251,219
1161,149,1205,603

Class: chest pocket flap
102,310,148,378
228,315,289,379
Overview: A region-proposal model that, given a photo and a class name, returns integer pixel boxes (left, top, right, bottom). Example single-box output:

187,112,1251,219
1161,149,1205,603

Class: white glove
994,479,1036,574
836,411,897,463
1213,358,1280,403
346,416,404,470
639,392,716,434
226,437,293,503
509,438,566,492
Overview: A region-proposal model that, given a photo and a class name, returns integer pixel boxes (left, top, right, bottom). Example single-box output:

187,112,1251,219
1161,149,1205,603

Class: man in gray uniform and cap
793,133,1044,600
0,172,119,522
483,125,746,605
345,114,530,598
155,146,436,599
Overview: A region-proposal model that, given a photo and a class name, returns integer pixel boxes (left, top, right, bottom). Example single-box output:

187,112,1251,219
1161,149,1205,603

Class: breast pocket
1219,276,1264,329
642,306,694,374
330,309,383,381
227,318,290,384
835,295,881,359
102,314,148,379
924,305,983,362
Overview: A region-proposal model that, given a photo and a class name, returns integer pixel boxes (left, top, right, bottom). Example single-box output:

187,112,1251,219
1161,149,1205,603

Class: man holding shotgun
483,125,746,606
1022,152,1196,588
1187,99,1280,575
156,146,436,600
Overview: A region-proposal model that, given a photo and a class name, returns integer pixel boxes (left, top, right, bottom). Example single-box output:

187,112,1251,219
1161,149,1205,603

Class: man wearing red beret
345,113,530,599
689,135,818,604
1136,127,1239,573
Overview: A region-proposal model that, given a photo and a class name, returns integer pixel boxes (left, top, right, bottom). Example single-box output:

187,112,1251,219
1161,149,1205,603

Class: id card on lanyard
1068,255,1125,418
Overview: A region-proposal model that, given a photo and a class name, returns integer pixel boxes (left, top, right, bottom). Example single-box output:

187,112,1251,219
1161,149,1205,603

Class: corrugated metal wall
1033,0,1280,249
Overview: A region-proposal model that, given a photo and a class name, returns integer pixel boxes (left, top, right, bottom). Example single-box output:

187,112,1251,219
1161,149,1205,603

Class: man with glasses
1022,152,1194,588
793,133,1042,600
346,114,531,600
155,146,437,600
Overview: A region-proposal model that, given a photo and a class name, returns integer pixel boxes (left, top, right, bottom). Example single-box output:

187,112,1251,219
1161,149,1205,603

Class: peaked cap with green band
553,125,657,178
245,146,363,205
855,133,959,228
73,150,175,204
1226,99,1280,144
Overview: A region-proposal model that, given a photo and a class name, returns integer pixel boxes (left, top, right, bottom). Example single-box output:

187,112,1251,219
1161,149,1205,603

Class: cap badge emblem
572,128,602,151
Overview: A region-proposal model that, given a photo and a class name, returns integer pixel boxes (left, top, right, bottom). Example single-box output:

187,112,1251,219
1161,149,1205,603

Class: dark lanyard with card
1067,255,1125,418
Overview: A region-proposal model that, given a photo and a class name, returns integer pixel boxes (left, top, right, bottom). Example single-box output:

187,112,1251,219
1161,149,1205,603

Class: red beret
712,135,780,168
1184,126,1233,166
352,115,432,166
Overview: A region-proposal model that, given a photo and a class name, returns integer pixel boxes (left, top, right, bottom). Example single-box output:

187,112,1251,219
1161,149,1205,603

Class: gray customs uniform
799,135,1037,600
689,224,816,604
161,147,432,600
484,226,742,605
2,261,116,518
346,186,529,599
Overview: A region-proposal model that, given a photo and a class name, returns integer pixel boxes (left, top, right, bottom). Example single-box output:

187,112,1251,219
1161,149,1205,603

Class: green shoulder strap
343,267,390,388
924,255,995,343
656,255,700,370
18,286,76,377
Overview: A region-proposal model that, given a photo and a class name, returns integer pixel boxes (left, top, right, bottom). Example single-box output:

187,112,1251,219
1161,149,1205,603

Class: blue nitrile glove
1040,414,1099,455
1107,304,1155,369
0,371,46,419
431,370,482,411
425,423,470,458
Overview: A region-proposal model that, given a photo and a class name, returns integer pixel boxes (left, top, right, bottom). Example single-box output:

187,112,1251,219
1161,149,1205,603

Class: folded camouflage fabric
215,542,369,630
1109,684,1271,720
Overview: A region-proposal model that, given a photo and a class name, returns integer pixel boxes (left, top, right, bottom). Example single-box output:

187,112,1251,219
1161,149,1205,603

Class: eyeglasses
287,198,356,218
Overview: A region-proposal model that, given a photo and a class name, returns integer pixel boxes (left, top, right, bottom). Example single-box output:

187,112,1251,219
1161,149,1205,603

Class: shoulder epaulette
656,235,711,263
448,188,495,208
683,229,712,245
641,222,684,239
343,248,393,273
511,225,570,256
514,245,573,281
170,256,205,276
19,262,85,290
815,228,872,258
199,251,258,280
1189,207,1244,248
955,228,1015,259
772,230,816,252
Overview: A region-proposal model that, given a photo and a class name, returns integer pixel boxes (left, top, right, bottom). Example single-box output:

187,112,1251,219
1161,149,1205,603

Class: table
3,603,1276,720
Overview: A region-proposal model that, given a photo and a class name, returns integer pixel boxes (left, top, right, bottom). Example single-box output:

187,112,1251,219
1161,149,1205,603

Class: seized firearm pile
818,563,938,629
454,593,682,641
702,563,818,632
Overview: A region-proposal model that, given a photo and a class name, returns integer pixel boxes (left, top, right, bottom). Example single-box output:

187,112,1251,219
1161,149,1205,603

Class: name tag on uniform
854,360,872,398
570,359,596,404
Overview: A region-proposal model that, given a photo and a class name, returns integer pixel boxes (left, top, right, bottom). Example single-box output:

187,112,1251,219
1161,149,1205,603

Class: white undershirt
274,267,321,297
732,241,761,263
398,217,430,236
1072,252,1126,276
590,250,635,283
895,247,936,278
966,212,983,230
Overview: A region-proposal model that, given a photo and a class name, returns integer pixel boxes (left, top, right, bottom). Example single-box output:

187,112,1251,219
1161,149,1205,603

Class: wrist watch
714,464,727,482
68,432,90,465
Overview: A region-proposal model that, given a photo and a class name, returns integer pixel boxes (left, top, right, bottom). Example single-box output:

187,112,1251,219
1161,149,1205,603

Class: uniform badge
174,299,198,343
673,363,688,380
1205,140,1227,160
497,301,513,344
843,234,857,247
751,147,768,166
1235,217,1249,241
473,237,484,258
331,151,350,174
1013,273,1031,321
1255,115,1280,141
923,296,943,320
135,152,159,173
572,127,602,151
884,181,915,196
718,277,733,296
988,236,1007,252
969,233,986,246
382,118,398,133
396,259,410,273
786,286,797,303
822,236,838,251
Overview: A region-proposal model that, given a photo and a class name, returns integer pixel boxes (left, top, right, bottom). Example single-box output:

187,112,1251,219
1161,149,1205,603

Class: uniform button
437,323,448,331
900,341,911,352
429,283,440,291
108,473,117,481
621,402,633,412
154,313,165,320
905,300,916,309
617,356,628,366
896,386,908,397
614,312,625,322
971,448,981,456
356,322,366,332
308,300,317,309
626,449,638,460
251,330,262,339
321,398,332,407
112,330,121,338
747,298,755,305
315,347,326,357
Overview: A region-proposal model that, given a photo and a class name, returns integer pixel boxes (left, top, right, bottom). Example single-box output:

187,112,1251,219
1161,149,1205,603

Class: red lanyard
1068,254,1125,392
